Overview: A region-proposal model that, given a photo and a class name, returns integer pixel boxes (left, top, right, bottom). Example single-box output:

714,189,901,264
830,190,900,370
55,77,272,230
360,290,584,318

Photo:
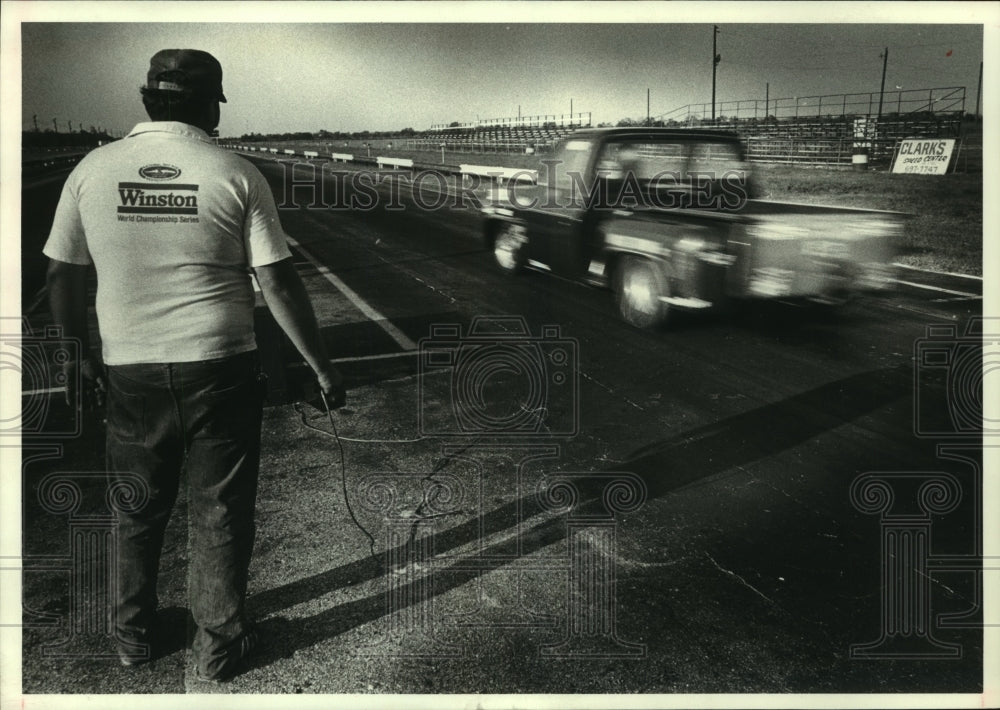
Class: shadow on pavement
245,364,923,665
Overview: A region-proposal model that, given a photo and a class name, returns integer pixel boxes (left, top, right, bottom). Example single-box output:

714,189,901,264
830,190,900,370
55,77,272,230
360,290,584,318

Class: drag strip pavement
17,155,986,694
236,156,984,693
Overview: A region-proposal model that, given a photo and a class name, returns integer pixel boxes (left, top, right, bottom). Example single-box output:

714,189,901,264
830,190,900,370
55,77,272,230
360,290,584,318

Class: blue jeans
106,350,265,676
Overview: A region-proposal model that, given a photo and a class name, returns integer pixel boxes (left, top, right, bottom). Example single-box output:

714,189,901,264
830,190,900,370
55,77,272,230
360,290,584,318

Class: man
43,49,342,682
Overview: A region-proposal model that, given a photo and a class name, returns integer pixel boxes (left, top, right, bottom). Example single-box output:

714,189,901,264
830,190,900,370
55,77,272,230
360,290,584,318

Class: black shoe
194,625,258,683
118,605,189,666
117,639,155,667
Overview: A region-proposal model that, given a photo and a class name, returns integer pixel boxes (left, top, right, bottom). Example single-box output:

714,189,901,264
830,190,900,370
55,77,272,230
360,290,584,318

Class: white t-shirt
43,121,292,365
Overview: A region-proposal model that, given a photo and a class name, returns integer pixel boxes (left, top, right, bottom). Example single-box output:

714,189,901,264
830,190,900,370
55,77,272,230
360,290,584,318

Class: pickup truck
481,127,903,328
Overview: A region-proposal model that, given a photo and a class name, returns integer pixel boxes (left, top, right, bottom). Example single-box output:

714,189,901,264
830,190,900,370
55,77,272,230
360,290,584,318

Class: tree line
23,129,115,149
239,128,418,141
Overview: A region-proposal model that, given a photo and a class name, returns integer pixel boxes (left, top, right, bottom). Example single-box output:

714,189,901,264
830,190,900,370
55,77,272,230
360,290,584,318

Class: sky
8,2,990,138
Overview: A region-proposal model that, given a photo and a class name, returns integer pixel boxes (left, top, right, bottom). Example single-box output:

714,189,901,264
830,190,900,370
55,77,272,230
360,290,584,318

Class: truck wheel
492,223,525,274
616,256,668,328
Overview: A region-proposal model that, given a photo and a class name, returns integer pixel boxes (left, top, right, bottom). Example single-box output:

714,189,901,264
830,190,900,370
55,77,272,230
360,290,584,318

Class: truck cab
483,128,900,328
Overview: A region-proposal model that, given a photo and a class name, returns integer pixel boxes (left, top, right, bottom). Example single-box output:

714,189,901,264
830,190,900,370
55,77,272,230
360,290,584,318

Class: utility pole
570,98,573,125
877,47,888,119
975,60,983,119
765,83,769,119
647,88,650,126
712,25,721,123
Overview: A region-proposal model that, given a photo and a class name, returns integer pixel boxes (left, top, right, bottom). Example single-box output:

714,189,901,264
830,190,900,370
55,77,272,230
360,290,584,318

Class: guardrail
460,164,537,183
226,144,542,182
376,157,414,170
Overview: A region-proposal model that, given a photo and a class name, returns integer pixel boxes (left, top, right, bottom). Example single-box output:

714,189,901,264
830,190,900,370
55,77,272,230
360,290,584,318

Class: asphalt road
17,154,987,699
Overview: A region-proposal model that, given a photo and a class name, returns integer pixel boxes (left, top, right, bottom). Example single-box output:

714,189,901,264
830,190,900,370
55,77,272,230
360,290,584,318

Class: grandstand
411,111,593,154
403,86,975,169
655,86,971,168
233,85,978,171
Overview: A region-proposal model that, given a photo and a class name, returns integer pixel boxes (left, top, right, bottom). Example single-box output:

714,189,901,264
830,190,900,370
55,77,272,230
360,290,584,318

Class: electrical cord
292,402,427,444
315,392,377,557
293,399,461,551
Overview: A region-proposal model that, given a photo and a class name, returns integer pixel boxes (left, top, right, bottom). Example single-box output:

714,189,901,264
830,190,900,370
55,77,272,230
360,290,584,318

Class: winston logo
139,164,181,180
117,182,199,217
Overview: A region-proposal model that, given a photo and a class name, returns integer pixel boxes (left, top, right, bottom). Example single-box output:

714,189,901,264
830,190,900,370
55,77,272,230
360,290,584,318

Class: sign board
892,139,956,175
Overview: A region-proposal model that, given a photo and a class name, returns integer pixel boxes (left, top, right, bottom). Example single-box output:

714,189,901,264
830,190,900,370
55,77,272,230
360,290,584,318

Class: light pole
877,47,888,120
712,25,721,123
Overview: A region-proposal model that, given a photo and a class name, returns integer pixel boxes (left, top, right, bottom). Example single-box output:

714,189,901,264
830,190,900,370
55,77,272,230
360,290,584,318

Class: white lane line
891,303,960,320
331,351,419,364
893,279,981,298
284,234,418,351
893,263,982,281
929,296,984,303
22,387,65,396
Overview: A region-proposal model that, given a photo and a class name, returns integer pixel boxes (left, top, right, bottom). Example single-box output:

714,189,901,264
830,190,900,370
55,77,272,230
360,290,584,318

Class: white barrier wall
376,157,415,169
460,164,538,183
228,145,534,183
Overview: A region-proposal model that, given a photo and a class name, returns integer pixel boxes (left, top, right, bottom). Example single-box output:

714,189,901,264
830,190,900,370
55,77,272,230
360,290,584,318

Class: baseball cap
146,49,227,103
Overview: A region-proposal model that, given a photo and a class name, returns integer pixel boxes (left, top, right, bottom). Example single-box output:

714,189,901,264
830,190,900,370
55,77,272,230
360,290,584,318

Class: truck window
541,139,592,188
687,141,747,177
596,142,687,181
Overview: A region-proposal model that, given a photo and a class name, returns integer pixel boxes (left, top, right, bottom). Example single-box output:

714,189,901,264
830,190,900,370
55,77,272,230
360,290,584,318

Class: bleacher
719,114,964,142
414,122,585,154
426,123,581,143
651,86,971,168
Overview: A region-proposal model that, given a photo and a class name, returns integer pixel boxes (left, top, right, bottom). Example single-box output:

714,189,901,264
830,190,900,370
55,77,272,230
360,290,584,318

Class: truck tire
492,222,526,275
615,256,668,329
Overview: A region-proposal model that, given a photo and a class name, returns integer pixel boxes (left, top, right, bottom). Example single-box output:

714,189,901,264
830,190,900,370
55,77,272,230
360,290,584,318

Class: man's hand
254,259,345,409
63,356,106,409
316,364,346,410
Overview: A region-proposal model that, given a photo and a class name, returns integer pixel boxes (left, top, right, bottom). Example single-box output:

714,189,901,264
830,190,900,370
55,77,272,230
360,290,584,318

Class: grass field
255,141,985,277
753,164,983,276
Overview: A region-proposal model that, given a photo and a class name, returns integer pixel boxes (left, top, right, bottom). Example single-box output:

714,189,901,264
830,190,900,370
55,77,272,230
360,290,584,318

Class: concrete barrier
460,164,538,184
376,156,414,170
330,152,354,163
269,148,278,154
303,150,319,158
852,145,869,171
283,149,296,156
